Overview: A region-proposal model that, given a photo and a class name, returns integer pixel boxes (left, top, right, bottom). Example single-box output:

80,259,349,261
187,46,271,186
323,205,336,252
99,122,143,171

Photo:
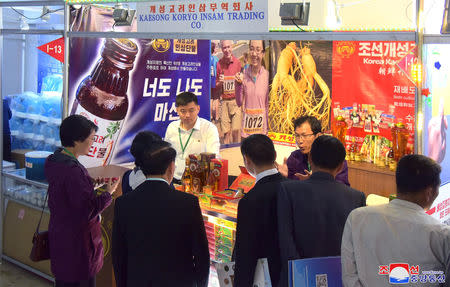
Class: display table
347,161,396,198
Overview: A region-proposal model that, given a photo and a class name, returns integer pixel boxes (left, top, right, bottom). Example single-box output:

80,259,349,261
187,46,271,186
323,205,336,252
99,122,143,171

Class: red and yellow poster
332,41,416,155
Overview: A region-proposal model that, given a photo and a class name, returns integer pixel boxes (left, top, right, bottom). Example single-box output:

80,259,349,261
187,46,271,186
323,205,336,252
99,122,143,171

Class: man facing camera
277,135,365,285
342,154,450,287
165,91,220,184
112,141,210,287
233,134,285,287
278,116,350,185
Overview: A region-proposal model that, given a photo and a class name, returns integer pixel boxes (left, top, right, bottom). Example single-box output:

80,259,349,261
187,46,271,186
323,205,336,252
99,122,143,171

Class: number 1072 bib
243,108,265,134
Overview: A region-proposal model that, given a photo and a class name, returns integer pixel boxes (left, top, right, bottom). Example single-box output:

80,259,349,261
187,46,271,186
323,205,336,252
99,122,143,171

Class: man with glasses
278,116,350,185
165,92,220,184
235,40,269,139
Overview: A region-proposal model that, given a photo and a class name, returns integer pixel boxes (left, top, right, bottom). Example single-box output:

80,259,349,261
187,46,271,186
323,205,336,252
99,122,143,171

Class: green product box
215,244,233,257
216,236,234,248
215,225,234,239
215,252,232,263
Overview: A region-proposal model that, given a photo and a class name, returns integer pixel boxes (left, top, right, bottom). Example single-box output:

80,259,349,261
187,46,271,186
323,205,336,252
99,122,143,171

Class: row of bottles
182,153,221,194
8,90,61,152
333,115,410,171
347,135,396,171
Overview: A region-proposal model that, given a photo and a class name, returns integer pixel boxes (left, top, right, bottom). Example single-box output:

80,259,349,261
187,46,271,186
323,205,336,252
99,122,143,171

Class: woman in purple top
236,40,269,138
44,115,118,287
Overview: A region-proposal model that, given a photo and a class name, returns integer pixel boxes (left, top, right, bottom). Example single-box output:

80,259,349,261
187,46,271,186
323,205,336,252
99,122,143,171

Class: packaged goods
216,245,233,257
198,194,212,208
215,252,232,263
211,198,227,210
189,154,204,193
229,166,255,194
216,236,234,248
211,158,228,192
215,225,234,239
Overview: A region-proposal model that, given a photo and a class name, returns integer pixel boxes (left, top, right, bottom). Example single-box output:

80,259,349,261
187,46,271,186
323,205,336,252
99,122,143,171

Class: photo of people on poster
211,40,270,146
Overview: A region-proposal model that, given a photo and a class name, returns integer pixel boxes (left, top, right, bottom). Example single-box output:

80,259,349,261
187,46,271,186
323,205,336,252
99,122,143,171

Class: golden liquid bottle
332,116,348,145
182,158,191,193
391,122,408,162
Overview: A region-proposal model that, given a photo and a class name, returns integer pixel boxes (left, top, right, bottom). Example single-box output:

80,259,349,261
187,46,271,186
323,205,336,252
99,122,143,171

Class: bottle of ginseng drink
71,38,138,167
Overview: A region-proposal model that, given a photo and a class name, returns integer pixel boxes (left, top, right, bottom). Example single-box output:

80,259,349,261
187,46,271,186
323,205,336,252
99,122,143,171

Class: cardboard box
11,149,33,168
229,166,255,194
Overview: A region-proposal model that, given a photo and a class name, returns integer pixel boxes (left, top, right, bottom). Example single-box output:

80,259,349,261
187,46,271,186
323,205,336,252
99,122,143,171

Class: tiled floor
0,260,52,287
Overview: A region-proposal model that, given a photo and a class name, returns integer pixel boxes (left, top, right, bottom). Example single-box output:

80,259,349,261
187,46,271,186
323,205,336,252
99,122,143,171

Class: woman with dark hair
121,131,162,195
44,115,118,287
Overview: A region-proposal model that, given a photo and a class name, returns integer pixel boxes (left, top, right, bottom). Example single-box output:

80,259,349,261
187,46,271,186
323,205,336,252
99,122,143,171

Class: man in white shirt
165,92,220,183
342,154,450,287
233,134,285,287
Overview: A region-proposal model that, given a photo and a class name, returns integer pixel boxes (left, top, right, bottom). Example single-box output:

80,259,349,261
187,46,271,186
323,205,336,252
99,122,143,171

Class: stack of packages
204,216,216,261
202,215,236,263
214,219,235,262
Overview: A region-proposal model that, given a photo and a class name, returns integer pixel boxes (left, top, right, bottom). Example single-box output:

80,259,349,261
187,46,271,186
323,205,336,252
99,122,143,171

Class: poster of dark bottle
69,38,211,167
71,38,138,168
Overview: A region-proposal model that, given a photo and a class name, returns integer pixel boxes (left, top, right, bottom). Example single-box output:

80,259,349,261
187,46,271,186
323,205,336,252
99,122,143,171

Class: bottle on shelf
387,144,396,171
332,115,348,145
182,158,192,193
349,137,357,161
391,122,409,162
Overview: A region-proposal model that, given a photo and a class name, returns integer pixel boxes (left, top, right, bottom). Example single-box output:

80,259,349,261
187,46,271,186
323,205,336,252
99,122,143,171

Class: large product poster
268,41,333,147
69,38,210,167
332,41,416,153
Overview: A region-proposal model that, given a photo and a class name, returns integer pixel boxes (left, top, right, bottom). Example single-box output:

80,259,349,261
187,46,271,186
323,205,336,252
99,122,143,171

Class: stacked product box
203,217,216,261
202,215,236,263
214,219,235,263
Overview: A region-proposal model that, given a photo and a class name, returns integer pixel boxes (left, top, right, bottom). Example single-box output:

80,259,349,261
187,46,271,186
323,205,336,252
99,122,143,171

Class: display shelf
347,161,395,176
2,169,49,189
12,111,62,125
3,195,49,213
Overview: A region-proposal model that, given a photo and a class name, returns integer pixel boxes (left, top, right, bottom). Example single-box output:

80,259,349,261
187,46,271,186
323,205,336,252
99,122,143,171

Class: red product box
229,166,255,194
211,158,228,192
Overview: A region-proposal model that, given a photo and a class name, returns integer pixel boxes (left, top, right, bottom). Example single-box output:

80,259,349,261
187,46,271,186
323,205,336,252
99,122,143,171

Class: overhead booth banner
69,38,210,167
332,41,416,152
136,0,268,33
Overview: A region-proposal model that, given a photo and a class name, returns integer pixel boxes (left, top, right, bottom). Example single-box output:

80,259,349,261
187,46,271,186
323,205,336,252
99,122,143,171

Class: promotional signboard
137,0,268,33
332,41,416,154
69,38,210,167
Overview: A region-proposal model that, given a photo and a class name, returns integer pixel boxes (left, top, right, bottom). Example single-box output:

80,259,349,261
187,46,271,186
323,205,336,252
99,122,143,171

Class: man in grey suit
277,135,366,285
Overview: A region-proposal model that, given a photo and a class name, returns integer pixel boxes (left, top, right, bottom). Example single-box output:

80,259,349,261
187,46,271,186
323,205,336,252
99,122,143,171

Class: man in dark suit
277,135,366,284
112,141,210,287
233,134,285,287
